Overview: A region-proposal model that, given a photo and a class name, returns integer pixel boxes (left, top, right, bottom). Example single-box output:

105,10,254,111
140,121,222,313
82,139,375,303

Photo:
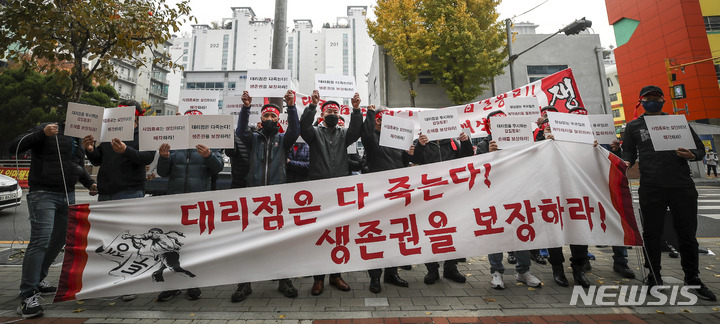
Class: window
716,64,720,82
607,78,613,87
418,71,436,84
526,65,568,83
612,109,621,118
704,16,720,32
184,42,189,47
609,93,618,102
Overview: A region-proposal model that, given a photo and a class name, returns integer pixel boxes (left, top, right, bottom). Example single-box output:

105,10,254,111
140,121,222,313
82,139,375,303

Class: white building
286,6,374,101
165,5,375,110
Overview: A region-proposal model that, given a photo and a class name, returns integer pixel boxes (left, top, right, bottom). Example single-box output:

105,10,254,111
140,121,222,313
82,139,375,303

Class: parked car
0,174,23,210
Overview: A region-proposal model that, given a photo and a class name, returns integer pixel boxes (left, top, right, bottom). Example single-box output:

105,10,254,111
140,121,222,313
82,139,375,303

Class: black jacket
85,128,155,195
411,137,473,165
361,109,410,172
9,123,95,192
300,104,363,180
621,113,704,187
226,134,251,189
475,135,493,155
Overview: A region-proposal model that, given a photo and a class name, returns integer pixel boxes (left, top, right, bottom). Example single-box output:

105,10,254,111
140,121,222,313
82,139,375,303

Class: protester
10,120,98,318
231,90,300,302
301,90,363,295
286,142,310,183
154,141,223,302
621,85,715,300
411,125,473,285
361,106,412,293
81,100,155,301
477,110,542,289
706,149,718,177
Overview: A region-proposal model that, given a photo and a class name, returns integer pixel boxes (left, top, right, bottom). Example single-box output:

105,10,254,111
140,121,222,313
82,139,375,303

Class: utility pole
505,19,516,90
270,0,287,106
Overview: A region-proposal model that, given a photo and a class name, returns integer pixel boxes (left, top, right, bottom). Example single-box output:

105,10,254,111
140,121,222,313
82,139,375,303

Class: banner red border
55,204,92,302
607,153,643,246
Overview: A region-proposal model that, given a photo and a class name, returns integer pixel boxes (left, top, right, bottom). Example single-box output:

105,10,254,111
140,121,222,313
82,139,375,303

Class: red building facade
606,0,720,121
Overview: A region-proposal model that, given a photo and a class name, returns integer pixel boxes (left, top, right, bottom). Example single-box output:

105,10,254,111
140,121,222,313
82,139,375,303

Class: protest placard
246,69,292,97
65,102,104,139
547,112,594,144
138,115,189,151
589,114,617,144
223,96,262,128
644,115,696,151
418,109,461,141
490,116,535,150
315,74,357,98
504,97,541,119
379,115,416,150
98,106,135,142
178,90,220,115
188,115,234,149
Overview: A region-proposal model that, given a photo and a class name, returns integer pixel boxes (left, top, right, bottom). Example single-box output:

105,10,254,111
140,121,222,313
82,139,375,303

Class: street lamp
505,17,592,89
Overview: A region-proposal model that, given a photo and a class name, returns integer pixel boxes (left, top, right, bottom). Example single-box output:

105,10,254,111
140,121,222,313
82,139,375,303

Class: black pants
314,273,341,281
425,258,462,271
639,186,699,280
368,267,398,279
708,165,717,177
548,245,588,268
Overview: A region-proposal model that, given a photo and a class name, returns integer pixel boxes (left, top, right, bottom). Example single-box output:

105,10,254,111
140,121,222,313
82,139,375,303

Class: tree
0,67,119,156
368,0,507,105
0,0,193,106
367,0,436,107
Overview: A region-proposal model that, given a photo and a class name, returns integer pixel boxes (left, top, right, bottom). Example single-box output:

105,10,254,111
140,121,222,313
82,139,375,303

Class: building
166,5,375,110
286,6,374,101
606,64,626,136
368,23,611,115
605,0,720,122
108,40,175,115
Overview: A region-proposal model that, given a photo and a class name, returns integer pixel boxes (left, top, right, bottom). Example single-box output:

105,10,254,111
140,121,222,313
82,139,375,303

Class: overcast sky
171,0,616,48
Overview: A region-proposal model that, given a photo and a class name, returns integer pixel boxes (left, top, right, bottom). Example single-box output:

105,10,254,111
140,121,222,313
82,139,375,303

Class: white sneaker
490,271,505,289
516,271,542,288
17,292,43,319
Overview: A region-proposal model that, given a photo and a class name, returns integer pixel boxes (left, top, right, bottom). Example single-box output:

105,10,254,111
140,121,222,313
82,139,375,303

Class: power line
512,0,550,20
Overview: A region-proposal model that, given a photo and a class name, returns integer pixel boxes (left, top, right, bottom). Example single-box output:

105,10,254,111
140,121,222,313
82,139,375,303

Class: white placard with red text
589,114,617,145
65,102,104,140
188,115,234,149
547,112,595,144
490,116,535,150
138,116,189,151
55,140,640,302
315,74,357,98
504,97,541,119
644,115,696,151
418,109,461,141
379,115,416,150
178,90,220,115
246,69,292,98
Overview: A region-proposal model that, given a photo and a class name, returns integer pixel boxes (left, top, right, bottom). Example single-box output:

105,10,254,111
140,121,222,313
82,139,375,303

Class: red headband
569,109,588,115
322,103,340,112
262,106,280,116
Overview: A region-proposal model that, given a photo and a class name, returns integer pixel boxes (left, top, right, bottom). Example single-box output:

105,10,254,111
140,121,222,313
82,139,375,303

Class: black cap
486,110,506,121
639,85,663,98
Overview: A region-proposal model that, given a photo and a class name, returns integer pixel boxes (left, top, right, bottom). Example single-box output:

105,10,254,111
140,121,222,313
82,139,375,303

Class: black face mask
324,115,339,128
261,120,279,135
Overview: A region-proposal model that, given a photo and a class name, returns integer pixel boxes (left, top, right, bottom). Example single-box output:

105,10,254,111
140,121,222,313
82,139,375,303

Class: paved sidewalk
1,240,719,323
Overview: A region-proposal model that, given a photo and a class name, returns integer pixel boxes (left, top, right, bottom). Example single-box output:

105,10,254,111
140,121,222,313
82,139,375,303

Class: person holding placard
621,85,715,301
231,90,300,302
410,125,473,285
81,100,155,301
301,90,363,295
10,120,98,319
154,140,223,302
534,106,558,141
361,106,412,293
476,111,543,290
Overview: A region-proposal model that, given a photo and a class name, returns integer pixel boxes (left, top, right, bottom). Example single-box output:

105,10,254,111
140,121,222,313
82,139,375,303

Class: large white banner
56,141,640,302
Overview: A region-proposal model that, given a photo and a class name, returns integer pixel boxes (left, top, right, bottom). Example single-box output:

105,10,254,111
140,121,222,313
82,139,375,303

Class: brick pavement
1,240,720,323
